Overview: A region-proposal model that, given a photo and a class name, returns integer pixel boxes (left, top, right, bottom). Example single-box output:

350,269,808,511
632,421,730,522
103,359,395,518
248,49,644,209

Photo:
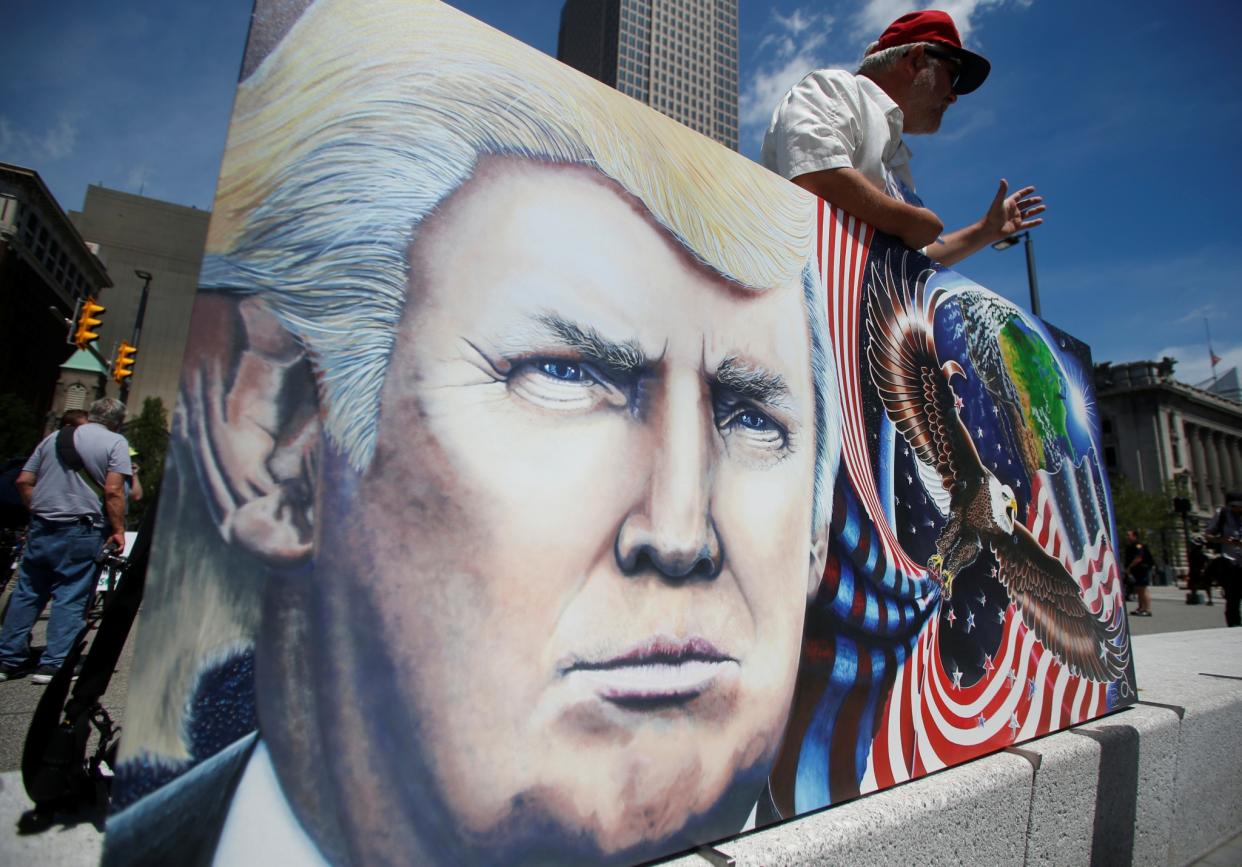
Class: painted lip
560,636,739,709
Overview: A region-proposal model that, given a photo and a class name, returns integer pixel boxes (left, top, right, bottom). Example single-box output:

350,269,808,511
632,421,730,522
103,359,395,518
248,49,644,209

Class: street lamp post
1173,495,1199,602
122,270,153,405
991,231,1042,319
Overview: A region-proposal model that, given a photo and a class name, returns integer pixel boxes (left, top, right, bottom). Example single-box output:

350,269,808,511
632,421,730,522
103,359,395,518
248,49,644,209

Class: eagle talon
928,554,944,573
942,570,956,599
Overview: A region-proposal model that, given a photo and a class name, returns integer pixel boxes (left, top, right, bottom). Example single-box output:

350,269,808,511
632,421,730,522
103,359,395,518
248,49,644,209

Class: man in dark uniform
1205,492,1242,627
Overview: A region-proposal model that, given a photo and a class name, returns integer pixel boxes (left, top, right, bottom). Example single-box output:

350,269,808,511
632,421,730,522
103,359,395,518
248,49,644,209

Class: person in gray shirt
0,398,131,683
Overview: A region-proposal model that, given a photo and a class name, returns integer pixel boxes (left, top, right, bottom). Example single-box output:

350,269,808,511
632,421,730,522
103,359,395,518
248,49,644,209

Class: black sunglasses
923,46,962,91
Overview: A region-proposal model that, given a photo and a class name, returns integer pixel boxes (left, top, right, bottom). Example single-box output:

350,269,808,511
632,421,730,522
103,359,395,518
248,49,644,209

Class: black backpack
0,456,28,530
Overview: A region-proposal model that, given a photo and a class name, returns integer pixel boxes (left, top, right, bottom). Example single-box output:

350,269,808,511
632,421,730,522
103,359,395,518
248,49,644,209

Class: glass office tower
557,0,739,150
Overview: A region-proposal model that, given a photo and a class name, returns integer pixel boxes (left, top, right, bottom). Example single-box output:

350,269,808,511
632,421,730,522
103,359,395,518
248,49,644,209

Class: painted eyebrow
714,356,791,410
533,312,650,379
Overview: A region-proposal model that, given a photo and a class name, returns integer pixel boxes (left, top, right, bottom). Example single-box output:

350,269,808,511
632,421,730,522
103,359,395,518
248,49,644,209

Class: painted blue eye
737,410,773,431
539,360,584,381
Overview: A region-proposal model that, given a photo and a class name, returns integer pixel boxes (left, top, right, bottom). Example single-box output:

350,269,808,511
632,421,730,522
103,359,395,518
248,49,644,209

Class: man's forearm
15,472,35,510
104,488,125,535
925,218,998,267
104,472,126,539
792,167,943,251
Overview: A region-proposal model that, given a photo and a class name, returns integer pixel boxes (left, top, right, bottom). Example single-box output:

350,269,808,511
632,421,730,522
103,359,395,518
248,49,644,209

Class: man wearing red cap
761,9,1044,266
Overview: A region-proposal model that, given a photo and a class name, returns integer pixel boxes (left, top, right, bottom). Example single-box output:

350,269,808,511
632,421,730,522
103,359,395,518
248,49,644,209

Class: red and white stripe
860,470,1118,789
1026,469,1121,618
819,201,922,577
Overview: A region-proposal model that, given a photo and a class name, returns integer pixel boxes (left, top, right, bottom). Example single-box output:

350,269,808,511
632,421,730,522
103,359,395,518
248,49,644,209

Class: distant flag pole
1206,316,1221,383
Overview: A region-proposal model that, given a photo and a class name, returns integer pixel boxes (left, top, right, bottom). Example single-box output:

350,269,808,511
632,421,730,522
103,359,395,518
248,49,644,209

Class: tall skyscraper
557,0,739,150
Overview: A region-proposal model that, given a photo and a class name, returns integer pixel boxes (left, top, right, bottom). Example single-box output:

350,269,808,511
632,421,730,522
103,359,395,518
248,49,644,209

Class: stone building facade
1096,358,1242,527
0,162,112,443
69,186,211,420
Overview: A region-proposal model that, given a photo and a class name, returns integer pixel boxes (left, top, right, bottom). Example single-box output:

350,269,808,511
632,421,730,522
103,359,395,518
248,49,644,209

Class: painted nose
615,373,722,580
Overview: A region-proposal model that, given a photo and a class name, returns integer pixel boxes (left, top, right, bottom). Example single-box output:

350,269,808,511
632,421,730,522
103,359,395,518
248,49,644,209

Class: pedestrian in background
1204,492,1242,627
1125,529,1154,617
0,398,130,683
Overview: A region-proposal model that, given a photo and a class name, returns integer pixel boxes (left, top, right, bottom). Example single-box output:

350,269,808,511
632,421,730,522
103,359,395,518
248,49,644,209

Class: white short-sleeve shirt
761,69,921,205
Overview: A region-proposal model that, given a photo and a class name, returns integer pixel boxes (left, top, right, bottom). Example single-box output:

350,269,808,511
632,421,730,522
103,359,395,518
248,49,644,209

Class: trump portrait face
283,157,827,864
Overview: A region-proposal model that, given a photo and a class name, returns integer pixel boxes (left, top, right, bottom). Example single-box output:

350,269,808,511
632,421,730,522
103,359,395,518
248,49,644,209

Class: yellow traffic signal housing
113,341,137,383
74,297,106,349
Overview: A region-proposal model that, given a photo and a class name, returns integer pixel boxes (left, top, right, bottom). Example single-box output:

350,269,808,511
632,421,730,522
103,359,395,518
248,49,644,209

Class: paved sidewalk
0,771,101,867
1126,583,1236,637
0,600,133,865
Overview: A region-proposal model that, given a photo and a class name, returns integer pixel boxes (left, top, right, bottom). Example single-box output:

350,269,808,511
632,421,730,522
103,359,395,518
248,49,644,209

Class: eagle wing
992,523,1127,682
865,256,984,498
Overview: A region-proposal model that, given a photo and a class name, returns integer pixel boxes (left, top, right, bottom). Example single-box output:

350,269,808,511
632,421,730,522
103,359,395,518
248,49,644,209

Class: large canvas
105,1,1135,864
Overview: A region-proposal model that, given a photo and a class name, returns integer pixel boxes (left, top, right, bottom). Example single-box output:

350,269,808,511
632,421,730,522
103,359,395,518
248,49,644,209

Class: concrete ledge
1024,722,1106,865
1077,703,1181,865
672,750,1034,866
663,629,1242,867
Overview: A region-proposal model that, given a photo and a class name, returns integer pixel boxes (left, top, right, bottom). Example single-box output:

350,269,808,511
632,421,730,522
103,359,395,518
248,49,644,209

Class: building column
1219,431,1238,495
1170,410,1187,472
1227,429,1237,491
1157,408,1176,484
1146,412,1165,490
1212,432,1232,499
1190,424,1209,507
1230,437,1242,495
1205,428,1222,506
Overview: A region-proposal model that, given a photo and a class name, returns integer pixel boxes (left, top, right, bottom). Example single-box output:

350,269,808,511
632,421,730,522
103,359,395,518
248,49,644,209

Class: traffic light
73,297,106,349
112,341,137,384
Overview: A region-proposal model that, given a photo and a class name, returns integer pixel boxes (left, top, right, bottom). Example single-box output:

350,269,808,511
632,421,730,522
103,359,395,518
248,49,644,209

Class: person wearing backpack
0,398,130,683
1125,529,1154,617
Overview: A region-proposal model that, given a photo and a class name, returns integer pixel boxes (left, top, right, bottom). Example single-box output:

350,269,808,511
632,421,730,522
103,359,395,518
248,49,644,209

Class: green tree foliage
125,396,170,526
1110,476,1181,566
0,393,41,460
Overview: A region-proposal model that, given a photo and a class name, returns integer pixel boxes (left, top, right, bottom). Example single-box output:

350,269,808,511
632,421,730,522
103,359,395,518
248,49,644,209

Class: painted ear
808,519,829,601
181,294,320,565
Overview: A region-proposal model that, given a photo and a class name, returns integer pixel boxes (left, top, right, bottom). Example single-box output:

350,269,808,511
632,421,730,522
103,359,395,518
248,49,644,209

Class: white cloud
853,0,916,40
124,164,151,195
1173,303,1224,327
853,0,1031,44
740,52,837,130
0,114,79,162
739,7,841,148
1148,342,1242,389
772,8,819,37
936,106,995,142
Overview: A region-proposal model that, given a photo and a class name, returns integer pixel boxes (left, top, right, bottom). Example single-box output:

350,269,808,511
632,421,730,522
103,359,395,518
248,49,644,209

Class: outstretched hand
985,179,1044,241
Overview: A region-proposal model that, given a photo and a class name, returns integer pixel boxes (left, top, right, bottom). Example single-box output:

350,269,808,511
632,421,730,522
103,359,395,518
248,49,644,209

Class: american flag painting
768,203,1136,816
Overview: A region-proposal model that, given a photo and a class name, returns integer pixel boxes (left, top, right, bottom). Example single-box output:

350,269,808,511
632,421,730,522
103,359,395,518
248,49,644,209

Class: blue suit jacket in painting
103,733,257,867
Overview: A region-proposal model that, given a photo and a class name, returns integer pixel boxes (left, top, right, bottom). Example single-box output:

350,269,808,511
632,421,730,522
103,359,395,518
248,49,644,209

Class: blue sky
4,0,1240,384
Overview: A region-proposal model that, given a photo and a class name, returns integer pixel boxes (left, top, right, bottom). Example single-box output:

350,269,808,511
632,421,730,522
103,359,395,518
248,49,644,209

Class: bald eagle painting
865,257,1128,683
770,219,1134,819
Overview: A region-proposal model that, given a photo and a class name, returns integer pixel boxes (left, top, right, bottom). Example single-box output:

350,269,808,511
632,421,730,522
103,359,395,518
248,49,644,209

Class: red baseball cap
868,10,991,95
